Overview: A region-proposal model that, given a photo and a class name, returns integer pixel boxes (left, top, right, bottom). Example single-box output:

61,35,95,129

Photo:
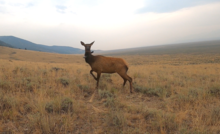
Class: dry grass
0,46,84,63
1,46,220,133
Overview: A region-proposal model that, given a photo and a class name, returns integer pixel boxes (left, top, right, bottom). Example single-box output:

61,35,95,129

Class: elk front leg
96,72,101,89
90,70,97,81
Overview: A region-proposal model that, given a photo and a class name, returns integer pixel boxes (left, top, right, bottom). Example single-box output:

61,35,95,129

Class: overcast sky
0,0,220,50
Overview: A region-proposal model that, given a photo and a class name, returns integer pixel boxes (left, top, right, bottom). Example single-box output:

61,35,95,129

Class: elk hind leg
119,73,133,93
126,74,133,93
123,79,127,87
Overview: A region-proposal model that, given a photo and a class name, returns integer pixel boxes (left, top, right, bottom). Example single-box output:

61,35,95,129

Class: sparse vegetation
0,46,220,133
58,78,69,87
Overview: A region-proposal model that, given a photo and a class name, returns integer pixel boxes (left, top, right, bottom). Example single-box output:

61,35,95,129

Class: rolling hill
97,40,220,55
1,39,220,65
0,40,13,48
0,45,84,63
0,36,84,54
1,35,220,55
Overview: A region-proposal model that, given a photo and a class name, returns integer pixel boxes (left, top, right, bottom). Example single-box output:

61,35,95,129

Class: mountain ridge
0,39,14,48
96,40,220,55
1,35,220,55
0,36,84,54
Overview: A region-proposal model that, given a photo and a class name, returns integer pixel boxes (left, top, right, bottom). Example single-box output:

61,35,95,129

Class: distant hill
0,46,85,63
1,36,220,55
0,40,13,48
98,40,220,55
0,36,84,54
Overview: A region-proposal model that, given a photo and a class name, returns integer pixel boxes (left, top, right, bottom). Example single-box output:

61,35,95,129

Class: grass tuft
208,85,220,98
61,97,73,113
58,78,69,87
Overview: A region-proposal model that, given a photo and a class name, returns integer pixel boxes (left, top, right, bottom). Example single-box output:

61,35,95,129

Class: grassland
98,40,220,56
0,46,220,133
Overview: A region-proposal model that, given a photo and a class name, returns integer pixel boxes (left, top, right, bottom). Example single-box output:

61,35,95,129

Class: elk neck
84,51,95,65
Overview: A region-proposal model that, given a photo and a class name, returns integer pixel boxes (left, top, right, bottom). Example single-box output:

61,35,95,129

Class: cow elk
81,41,133,93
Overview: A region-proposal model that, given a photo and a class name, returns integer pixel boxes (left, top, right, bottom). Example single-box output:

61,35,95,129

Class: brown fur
81,41,133,93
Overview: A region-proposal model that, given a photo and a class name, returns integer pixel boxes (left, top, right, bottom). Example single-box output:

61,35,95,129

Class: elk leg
123,79,127,87
90,70,97,81
96,72,101,89
119,73,133,93
127,75,133,93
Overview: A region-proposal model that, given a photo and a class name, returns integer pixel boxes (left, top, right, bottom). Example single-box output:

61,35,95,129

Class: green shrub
45,97,73,113
208,85,220,97
26,82,34,92
144,109,177,133
78,84,89,91
58,78,69,87
51,67,64,72
98,89,114,99
104,96,116,108
61,97,73,112
45,102,54,113
105,110,126,133
133,84,169,98
133,84,152,95
210,107,220,125
78,84,92,96
0,81,11,91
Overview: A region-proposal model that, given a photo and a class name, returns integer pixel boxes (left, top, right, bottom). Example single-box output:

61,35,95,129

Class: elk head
81,41,95,53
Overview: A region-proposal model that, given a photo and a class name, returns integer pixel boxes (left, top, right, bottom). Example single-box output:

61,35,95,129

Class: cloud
76,0,100,7
26,2,34,8
0,0,6,13
0,0,36,15
129,3,220,47
0,1,219,50
0,5,6,13
137,0,220,13
0,0,5,5
56,5,67,14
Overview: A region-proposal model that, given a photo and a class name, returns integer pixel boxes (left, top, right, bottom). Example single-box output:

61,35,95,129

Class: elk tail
125,65,128,73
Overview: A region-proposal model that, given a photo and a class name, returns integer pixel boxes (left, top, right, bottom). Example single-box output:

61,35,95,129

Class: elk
81,41,133,93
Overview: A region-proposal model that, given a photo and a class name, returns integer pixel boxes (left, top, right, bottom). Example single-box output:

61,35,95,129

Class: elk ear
81,41,85,46
90,41,95,45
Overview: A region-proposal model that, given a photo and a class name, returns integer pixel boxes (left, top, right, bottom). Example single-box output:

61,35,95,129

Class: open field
0,46,83,63
0,46,220,133
97,40,220,56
